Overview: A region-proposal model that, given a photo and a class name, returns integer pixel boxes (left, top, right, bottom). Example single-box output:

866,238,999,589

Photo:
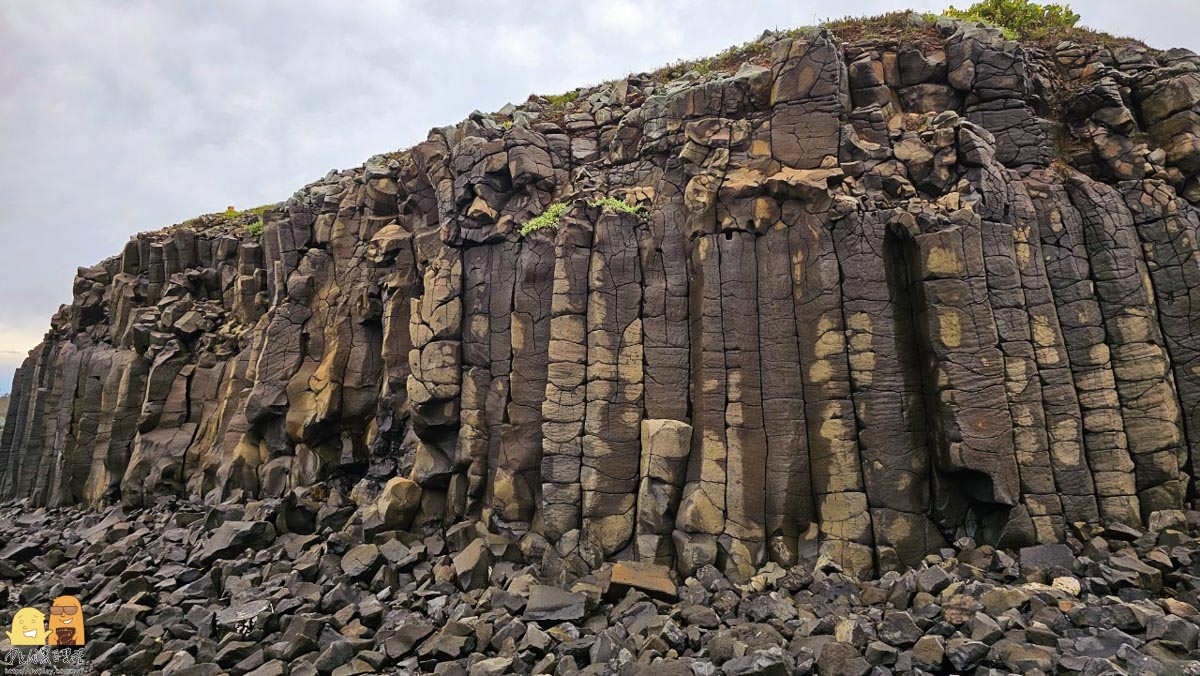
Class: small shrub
944,0,1080,39
545,90,581,108
246,219,264,238
500,119,514,129
245,204,275,216
589,196,647,217
520,201,569,236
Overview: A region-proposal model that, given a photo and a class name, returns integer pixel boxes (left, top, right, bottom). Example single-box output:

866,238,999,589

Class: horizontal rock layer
5,20,1200,580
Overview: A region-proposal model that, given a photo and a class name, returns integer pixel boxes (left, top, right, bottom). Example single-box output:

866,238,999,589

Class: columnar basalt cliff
5,18,1200,582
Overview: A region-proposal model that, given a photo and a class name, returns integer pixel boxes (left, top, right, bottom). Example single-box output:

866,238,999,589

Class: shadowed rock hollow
5,16,1200,582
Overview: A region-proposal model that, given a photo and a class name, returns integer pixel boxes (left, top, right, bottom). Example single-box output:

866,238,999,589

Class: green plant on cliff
520,201,568,236
588,196,647,218
544,90,581,109
944,0,1080,39
206,203,275,238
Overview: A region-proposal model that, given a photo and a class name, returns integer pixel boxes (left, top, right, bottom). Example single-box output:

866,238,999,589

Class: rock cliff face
4,18,1200,581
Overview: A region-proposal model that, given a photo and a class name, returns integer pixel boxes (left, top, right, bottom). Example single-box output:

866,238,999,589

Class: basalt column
837,210,943,571
582,211,645,559
892,208,1022,543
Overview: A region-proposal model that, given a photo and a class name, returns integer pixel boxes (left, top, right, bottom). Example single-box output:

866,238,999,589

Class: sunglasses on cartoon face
50,606,78,616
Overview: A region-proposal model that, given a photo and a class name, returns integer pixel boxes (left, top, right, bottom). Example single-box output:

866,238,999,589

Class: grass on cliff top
823,4,1147,51
527,4,1149,120
207,204,276,238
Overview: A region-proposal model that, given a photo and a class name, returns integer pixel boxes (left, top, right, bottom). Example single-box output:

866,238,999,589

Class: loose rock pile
3,501,1200,675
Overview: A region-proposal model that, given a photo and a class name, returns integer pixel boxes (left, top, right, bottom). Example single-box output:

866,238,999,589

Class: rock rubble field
3,502,1200,674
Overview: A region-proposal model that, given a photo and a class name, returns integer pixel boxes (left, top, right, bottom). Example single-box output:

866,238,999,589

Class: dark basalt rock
3,19,1200,671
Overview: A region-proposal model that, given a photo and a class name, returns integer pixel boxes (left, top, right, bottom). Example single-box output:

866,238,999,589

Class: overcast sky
1,1,1197,395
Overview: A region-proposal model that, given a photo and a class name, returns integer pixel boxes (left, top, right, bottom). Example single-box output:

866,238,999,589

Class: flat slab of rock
524,585,586,622
1019,544,1074,574
198,521,275,564
607,561,677,600
340,543,381,580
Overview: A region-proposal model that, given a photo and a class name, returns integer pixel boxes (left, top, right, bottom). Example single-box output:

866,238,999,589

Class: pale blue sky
1,0,1197,394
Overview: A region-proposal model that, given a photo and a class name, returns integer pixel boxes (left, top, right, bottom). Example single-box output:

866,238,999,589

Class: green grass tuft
520,201,569,236
588,196,647,217
545,90,581,108
211,203,275,238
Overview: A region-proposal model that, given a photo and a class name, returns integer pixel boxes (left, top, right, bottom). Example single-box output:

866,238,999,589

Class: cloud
1,0,1197,399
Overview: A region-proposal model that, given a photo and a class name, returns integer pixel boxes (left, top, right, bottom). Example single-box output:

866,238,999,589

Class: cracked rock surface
5,16,1200,590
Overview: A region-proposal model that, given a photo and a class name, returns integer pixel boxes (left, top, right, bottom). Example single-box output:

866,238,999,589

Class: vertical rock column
717,229,768,580
121,337,195,506
635,419,692,563
635,169,693,563
483,240,517,525
582,211,644,559
836,210,943,570
1027,174,1140,524
786,203,874,579
395,171,461,523
756,221,812,566
2,344,55,502
1007,180,1101,528
767,31,877,578
371,222,417,462
0,369,25,496
642,169,692,424
541,219,594,543
458,244,493,516
493,232,554,525
978,210,1069,540
897,208,1021,539
0,362,32,498
408,251,463,429
43,342,82,507
1122,180,1200,496
1067,174,1187,514
674,235,727,573
59,348,101,502
407,248,464,514
82,351,147,504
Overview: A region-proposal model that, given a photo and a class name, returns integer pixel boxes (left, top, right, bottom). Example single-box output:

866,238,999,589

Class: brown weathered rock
606,561,678,600
2,17,1200,583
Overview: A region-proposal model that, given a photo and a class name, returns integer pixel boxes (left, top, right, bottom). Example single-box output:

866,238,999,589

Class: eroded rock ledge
5,18,1200,582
